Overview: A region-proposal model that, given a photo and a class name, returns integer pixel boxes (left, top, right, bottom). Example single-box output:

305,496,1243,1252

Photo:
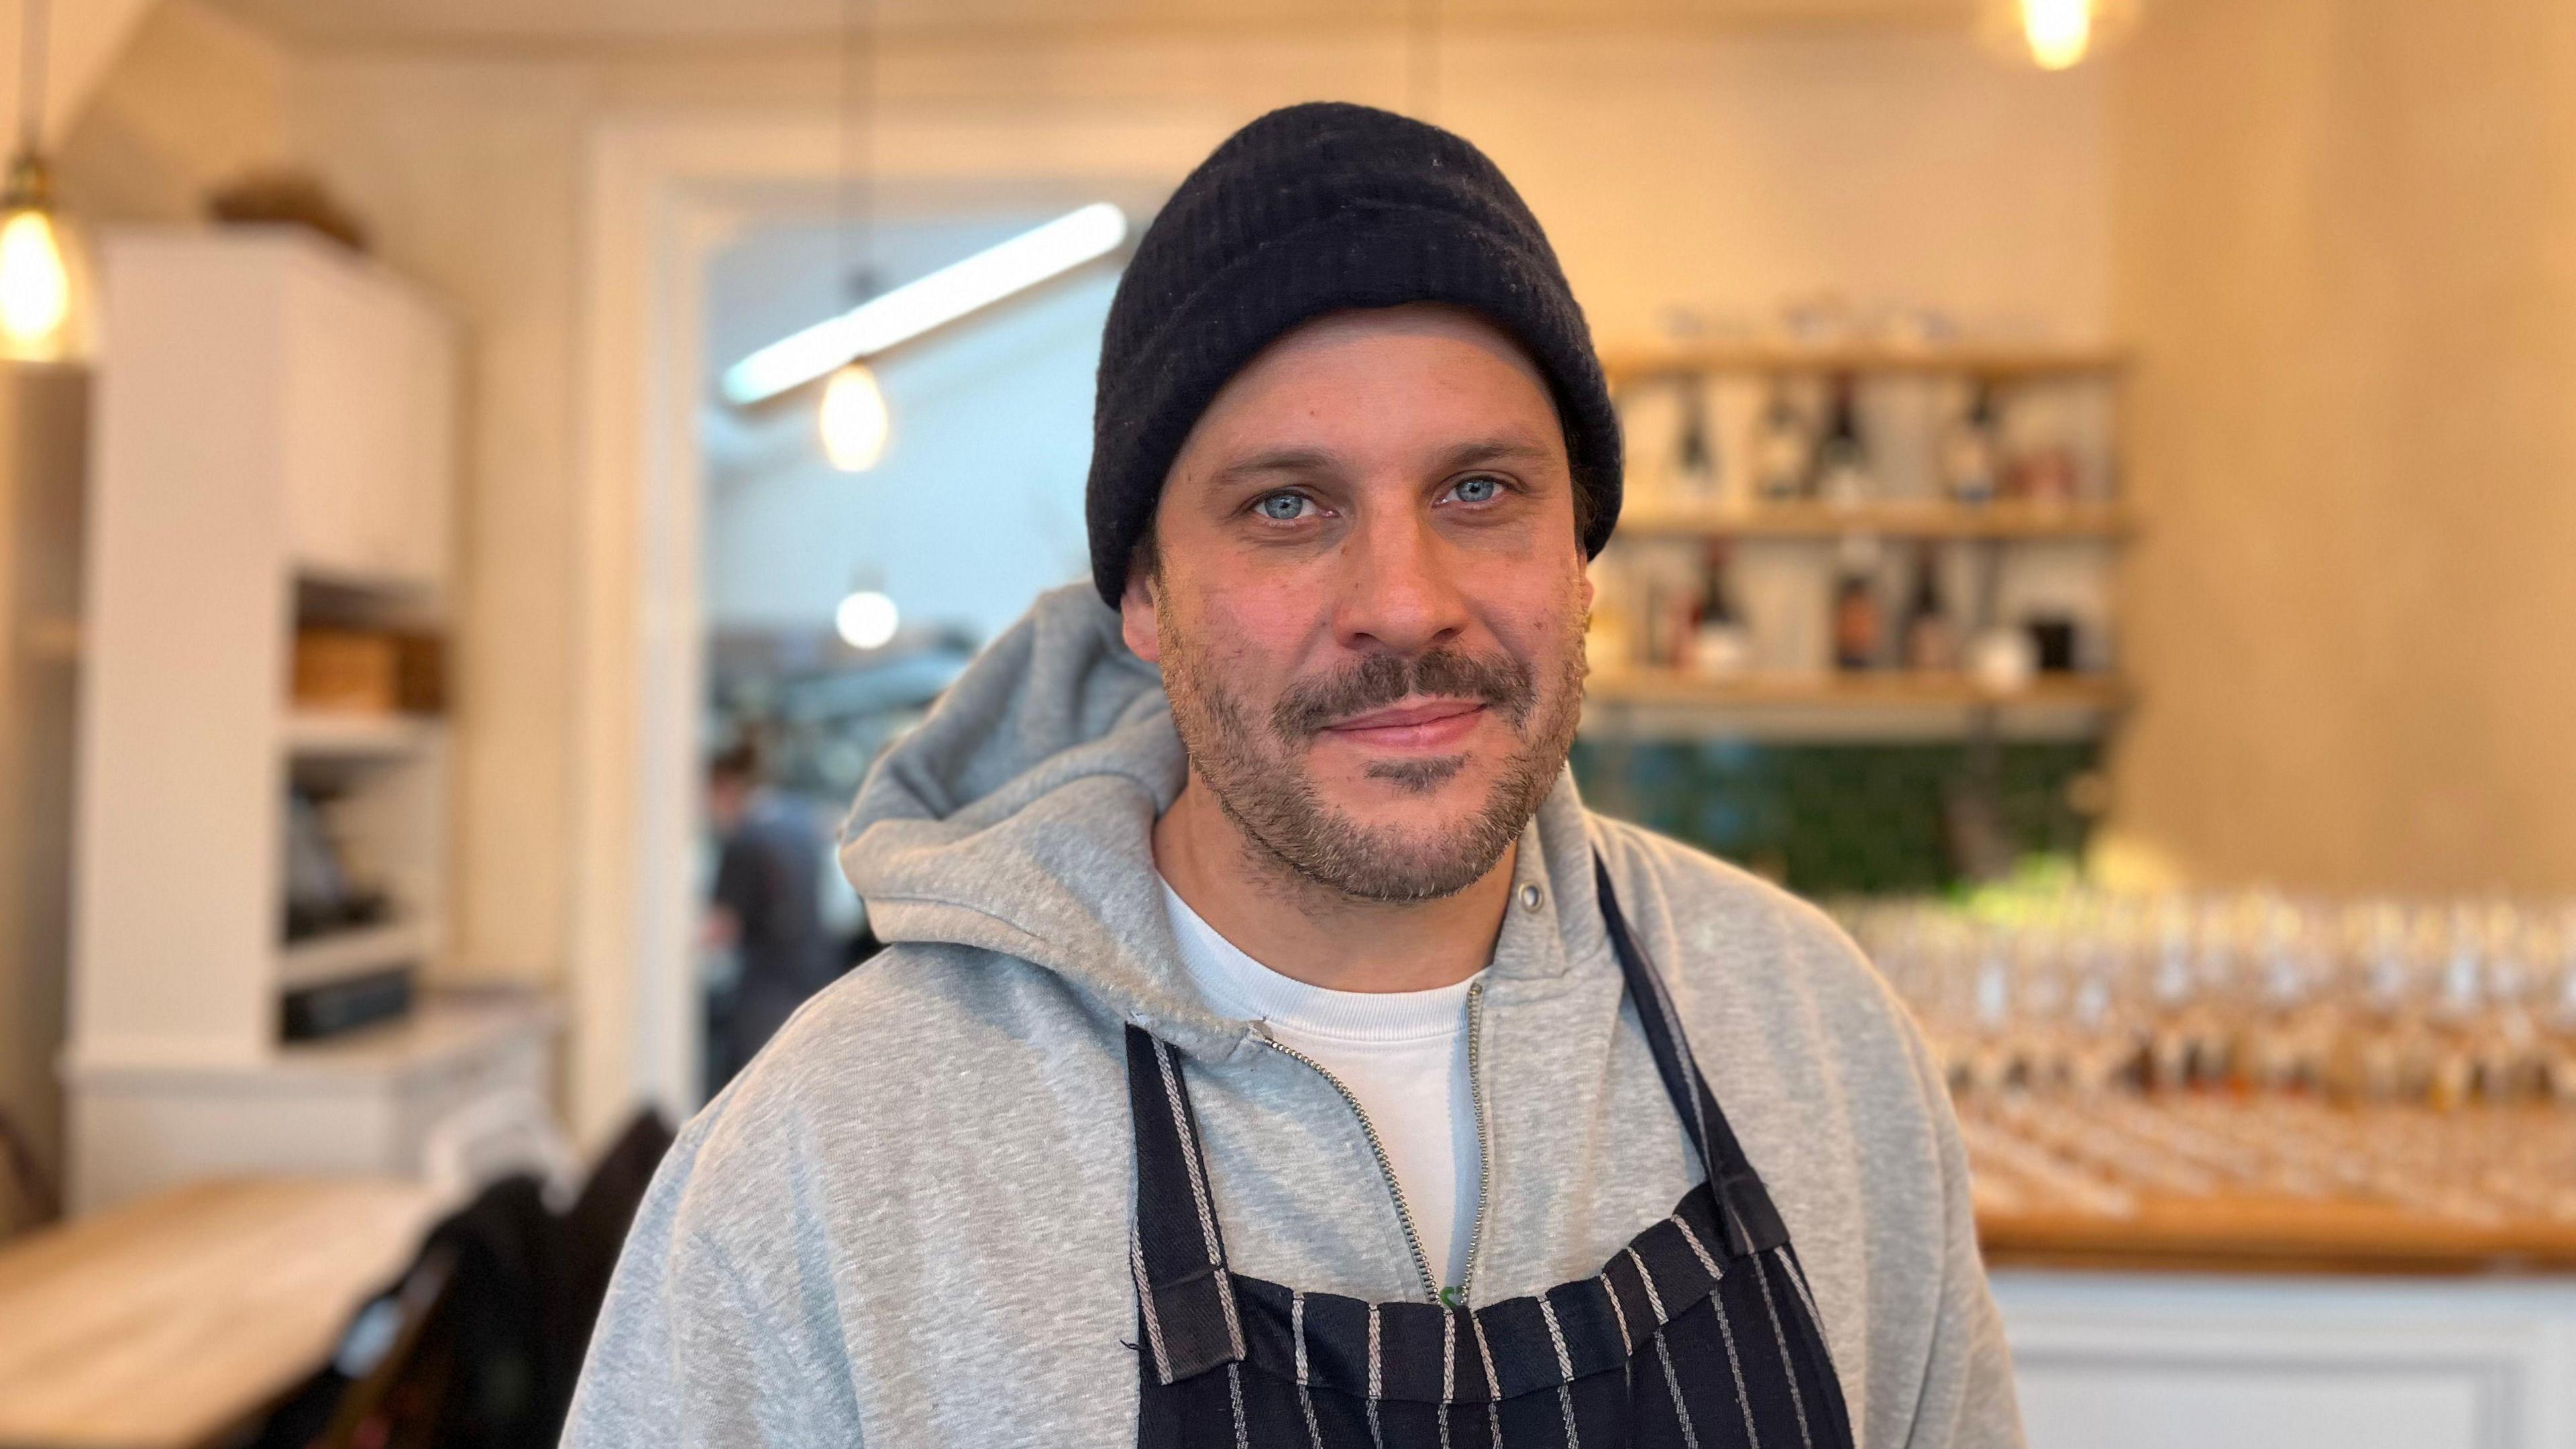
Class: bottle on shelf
1752,378,1812,503
1831,535,1884,672
1689,543,1750,679
1902,545,1958,671
1967,627,2037,694
1640,574,1703,671
1666,378,1721,506
2009,445,2080,505
2024,615,2080,673
1940,382,2002,505
1812,372,1872,510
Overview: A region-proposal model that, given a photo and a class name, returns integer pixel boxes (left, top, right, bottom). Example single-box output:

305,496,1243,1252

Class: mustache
1270,647,1537,743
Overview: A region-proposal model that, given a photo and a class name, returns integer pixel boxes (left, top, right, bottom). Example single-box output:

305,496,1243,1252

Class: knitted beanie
1085,101,1623,606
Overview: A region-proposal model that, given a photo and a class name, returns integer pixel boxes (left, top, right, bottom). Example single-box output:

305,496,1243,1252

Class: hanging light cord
1406,0,1440,122
838,0,877,310
16,0,46,158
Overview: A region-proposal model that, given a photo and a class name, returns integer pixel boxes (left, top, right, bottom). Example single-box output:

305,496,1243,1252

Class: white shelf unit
64,228,553,1214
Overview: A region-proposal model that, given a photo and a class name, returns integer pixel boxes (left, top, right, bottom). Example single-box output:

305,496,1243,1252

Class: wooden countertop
1962,1096,2576,1276
0,1178,440,1449
1979,1191,2576,1275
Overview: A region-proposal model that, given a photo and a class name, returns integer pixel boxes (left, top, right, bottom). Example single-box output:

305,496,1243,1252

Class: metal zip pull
1251,1023,1444,1303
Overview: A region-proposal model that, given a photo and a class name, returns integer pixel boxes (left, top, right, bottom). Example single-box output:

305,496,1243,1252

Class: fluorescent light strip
720,201,1130,407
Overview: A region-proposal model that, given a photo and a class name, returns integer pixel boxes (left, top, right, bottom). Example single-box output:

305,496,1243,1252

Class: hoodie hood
840,582,1246,1059
838,581,1609,1063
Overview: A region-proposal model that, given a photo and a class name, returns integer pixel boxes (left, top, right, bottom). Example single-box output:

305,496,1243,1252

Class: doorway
692,205,1121,1099
568,111,1220,1140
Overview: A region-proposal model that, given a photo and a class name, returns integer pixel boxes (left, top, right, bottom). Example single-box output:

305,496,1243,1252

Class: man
569,102,2020,1448
701,741,839,1093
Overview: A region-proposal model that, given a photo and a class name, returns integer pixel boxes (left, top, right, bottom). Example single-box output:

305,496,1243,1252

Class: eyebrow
1200,436,1557,492
1204,447,1340,491
1430,437,1556,472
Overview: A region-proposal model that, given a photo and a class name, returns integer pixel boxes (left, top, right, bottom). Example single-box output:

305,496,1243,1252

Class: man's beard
1159,606,1588,904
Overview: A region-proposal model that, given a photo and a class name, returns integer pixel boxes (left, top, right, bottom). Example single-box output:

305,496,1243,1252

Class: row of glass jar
1836,892,2576,1104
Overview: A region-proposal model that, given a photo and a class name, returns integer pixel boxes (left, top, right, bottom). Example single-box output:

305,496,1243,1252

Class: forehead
1187,303,1564,447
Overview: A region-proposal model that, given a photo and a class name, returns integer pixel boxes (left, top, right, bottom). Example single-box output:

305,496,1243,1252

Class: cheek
1484,559,1591,660
1181,571,1332,686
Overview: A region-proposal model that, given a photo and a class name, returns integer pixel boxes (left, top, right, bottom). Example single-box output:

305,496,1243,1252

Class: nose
1330,503,1470,658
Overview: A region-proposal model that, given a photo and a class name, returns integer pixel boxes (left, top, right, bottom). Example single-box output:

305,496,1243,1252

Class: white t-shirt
1159,880,1484,1291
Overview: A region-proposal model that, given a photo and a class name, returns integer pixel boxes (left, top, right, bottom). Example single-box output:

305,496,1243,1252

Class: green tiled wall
1569,737,2100,896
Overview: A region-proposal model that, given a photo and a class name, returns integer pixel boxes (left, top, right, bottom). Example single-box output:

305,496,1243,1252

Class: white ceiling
204,0,1972,47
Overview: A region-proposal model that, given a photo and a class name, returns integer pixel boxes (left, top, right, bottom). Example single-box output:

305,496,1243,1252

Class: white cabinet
276,233,458,590
1996,1269,2576,1449
68,996,557,1214
63,227,525,1216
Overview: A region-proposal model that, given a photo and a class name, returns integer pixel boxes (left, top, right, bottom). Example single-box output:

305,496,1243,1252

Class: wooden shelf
1589,669,2127,710
1582,669,2127,743
1619,499,2131,541
1601,341,2126,386
276,918,427,991
282,711,440,760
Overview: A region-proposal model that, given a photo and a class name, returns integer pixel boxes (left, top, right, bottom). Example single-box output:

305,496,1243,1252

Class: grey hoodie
564,584,2023,1448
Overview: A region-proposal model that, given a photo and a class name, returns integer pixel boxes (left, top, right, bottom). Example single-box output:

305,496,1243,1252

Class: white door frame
567,104,1219,1143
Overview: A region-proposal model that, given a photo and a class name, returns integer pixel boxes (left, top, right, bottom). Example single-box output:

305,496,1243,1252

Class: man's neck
1152,773,1513,994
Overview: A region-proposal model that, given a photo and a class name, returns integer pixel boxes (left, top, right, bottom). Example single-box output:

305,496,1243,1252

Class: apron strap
1124,1024,1248,1383
1592,852,1792,1259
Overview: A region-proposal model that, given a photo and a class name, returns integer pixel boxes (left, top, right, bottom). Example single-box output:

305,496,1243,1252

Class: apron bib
1125,857,1858,1449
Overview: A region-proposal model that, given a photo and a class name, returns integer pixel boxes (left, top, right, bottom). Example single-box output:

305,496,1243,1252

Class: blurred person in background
701,739,837,1092
572,103,2017,1448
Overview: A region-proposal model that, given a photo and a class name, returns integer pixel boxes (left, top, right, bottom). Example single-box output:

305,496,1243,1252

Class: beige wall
2104,0,2576,894
58,1,289,223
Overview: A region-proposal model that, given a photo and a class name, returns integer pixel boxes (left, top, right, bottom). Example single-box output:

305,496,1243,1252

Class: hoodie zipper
1458,976,1492,1305
1250,975,1494,1307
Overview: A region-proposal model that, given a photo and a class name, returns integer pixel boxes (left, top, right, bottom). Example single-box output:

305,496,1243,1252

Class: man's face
1122,304,1593,903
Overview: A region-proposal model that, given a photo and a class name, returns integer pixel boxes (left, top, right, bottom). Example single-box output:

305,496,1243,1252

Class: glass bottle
1813,373,1872,509
1752,380,1812,503
1941,382,2002,505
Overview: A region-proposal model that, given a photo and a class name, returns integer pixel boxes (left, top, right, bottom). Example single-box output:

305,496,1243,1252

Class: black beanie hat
1085,101,1623,606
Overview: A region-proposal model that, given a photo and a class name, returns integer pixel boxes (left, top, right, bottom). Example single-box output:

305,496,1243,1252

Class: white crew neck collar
1158,879,1482,1044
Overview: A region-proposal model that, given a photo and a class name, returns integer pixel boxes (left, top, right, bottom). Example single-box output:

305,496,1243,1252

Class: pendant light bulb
820,361,890,472
0,152,87,362
0,207,67,344
2019,0,2096,70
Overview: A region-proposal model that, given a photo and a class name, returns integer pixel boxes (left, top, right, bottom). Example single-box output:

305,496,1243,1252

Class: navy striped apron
1125,857,1858,1448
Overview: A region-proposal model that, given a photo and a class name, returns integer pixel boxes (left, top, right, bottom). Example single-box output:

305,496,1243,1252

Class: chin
1321,751,1486,804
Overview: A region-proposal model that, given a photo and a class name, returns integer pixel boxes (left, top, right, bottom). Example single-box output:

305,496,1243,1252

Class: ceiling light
2021,0,2094,69
834,590,900,651
0,201,68,346
0,1,88,363
1978,0,2137,72
819,362,890,472
721,202,1129,408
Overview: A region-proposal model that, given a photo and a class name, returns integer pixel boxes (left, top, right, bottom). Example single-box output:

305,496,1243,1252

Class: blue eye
1256,492,1309,521
1450,475,1501,503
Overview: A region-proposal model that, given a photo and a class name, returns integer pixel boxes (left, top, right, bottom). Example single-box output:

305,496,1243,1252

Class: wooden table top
0,1178,440,1449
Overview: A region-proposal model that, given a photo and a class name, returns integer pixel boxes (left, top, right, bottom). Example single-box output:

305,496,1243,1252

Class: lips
1319,697,1489,751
